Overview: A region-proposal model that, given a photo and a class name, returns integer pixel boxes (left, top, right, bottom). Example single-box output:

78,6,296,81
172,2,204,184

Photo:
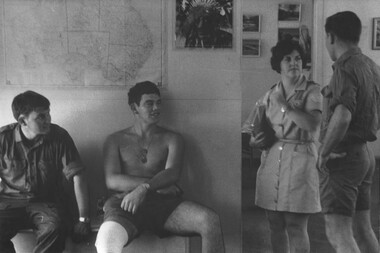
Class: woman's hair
270,39,306,74
11,90,50,120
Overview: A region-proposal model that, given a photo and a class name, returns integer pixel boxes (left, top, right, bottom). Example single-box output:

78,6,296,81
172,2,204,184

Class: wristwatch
79,217,90,223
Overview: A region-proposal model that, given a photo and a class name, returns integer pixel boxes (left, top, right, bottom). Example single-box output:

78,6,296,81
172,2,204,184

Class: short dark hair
128,81,160,105
325,11,361,44
270,39,306,74
11,90,50,120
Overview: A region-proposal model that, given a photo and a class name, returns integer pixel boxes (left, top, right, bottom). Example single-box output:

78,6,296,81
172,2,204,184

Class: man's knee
96,221,129,253
195,208,221,234
324,214,354,241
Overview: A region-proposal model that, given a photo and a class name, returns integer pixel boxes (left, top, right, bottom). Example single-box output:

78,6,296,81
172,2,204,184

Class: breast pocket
1,158,26,179
38,160,58,186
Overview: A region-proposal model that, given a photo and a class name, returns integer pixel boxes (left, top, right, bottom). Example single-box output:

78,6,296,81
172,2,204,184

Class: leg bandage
95,221,129,253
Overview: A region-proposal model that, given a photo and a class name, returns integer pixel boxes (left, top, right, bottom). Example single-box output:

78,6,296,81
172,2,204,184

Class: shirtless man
95,81,225,253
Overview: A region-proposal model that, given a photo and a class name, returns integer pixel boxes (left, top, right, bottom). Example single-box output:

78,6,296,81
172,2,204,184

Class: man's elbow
105,175,118,190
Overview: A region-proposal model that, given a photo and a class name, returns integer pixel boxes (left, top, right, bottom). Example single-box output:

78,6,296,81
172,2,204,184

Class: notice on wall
1,0,164,86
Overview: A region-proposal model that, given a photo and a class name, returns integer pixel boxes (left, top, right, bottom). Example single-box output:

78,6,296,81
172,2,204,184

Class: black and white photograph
373,17,380,49
278,27,300,42
243,14,261,32
0,1,379,253
278,3,301,22
242,39,261,56
175,0,233,48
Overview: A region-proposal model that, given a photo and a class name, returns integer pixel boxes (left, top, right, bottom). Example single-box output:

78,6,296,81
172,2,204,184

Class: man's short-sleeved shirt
320,47,380,144
0,123,84,208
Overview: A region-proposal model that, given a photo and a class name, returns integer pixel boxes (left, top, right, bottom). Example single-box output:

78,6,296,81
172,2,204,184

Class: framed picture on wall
372,17,380,50
278,28,300,42
242,39,261,57
278,3,301,22
175,0,233,49
243,14,261,33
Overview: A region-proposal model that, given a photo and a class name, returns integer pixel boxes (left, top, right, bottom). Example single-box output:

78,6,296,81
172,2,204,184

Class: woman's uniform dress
255,75,322,213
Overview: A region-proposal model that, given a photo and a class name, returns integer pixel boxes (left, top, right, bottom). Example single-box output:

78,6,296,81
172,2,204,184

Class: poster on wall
175,0,233,49
2,0,166,87
373,17,380,50
278,3,301,22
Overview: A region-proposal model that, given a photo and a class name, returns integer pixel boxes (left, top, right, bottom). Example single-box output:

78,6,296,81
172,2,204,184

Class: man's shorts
319,143,375,217
103,192,183,239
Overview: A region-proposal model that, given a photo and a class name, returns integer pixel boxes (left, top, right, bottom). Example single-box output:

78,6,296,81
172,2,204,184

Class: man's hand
121,184,148,214
156,184,183,196
72,221,91,243
317,152,346,175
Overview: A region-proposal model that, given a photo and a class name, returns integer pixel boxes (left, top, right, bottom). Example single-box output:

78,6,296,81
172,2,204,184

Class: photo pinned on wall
278,28,300,43
278,3,301,22
175,0,233,49
242,39,261,57
372,17,380,50
243,14,261,33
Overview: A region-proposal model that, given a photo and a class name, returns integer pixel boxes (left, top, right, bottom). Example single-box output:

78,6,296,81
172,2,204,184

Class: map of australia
3,0,163,86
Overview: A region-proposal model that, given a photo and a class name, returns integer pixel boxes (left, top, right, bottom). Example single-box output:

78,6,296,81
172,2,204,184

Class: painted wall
0,1,242,252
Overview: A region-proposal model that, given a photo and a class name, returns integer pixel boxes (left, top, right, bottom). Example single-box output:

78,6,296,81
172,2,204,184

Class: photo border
372,17,380,50
243,14,261,33
242,38,261,57
278,3,301,22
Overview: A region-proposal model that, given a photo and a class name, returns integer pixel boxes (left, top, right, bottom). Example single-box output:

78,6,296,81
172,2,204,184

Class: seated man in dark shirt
95,81,225,253
0,91,91,253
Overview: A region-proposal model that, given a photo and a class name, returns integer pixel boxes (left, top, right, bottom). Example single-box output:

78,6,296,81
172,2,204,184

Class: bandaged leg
95,221,129,253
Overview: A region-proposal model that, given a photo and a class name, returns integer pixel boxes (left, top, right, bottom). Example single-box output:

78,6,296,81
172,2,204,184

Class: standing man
95,81,225,253
0,91,91,253
318,11,380,253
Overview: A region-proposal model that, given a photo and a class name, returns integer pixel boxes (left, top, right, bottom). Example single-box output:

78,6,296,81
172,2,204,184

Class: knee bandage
95,221,129,253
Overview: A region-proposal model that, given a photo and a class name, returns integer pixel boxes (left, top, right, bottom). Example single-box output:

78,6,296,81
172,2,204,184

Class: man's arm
120,132,184,214
317,104,351,171
103,135,148,193
146,133,184,191
73,172,90,218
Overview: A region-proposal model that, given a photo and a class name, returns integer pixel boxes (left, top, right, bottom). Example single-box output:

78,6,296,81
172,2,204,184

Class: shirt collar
14,124,49,144
273,74,307,91
14,124,22,143
333,47,361,69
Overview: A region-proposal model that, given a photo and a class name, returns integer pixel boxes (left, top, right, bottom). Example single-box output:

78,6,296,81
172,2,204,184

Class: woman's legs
266,210,311,253
284,212,310,253
266,210,289,253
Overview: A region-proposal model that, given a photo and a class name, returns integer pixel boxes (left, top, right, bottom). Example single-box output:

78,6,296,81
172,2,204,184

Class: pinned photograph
243,14,261,33
175,0,233,49
242,39,261,57
278,28,300,42
278,4,301,22
373,17,380,49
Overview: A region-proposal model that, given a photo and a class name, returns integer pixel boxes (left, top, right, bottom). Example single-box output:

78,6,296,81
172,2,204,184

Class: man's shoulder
157,126,182,138
0,123,17,135
47,124,72,140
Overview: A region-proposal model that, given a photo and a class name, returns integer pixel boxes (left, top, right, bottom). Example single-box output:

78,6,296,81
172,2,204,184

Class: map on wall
2,0,165,86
